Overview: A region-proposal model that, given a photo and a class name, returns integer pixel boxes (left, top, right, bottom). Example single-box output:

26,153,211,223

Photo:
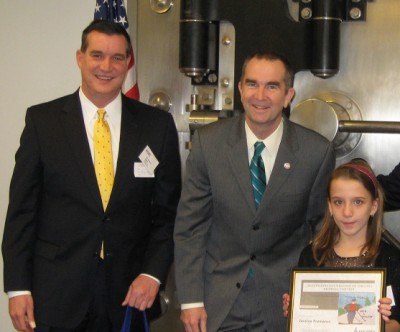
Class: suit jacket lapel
108,96,141,208
61,91,103,210
260,118,299,209
227,115,257,213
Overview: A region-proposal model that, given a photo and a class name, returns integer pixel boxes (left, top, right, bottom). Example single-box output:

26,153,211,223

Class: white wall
0,1,94,330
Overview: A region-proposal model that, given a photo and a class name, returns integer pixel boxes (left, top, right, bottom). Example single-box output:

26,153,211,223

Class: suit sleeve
377,162,400,211
2,108,42,292
305,142,335,233
141,114,182,284
174,129,213,304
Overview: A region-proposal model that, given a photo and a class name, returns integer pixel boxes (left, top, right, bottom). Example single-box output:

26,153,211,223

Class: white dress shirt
80,88,121,173
245,118,283,181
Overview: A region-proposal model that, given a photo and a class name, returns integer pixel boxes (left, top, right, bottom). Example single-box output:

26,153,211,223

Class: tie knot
254,141,265,157
97,109,106,120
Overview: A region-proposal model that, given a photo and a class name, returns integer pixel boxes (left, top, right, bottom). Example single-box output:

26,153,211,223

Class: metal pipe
339,120,400,133
179,0,216,78
310,0,344,78
189,110,219,132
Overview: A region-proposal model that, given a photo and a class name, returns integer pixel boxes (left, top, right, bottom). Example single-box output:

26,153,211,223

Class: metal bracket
297,0,370,22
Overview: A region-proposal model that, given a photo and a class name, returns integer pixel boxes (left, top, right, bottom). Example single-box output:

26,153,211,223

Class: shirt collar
245,118,284,155
79,88,122,123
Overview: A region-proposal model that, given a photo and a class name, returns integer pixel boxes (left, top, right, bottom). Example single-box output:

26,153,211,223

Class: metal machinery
127,1,400,330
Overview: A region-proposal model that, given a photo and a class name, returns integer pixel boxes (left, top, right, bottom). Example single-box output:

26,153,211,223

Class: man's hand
282,293,290,317
122,275,160,311
379,298,400,332
378,297,393,322
180,307,207,332
9,295,36,332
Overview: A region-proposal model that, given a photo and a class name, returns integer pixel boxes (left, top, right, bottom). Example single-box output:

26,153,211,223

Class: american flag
94,0,140,100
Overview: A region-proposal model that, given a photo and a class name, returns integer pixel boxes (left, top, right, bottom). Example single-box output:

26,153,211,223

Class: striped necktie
250,141,266,209
94,109,114,259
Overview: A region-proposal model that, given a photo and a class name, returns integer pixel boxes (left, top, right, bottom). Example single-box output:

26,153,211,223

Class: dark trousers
34,260,148,332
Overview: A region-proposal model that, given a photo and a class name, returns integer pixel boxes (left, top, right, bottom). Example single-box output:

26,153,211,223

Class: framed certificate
288,268,386,332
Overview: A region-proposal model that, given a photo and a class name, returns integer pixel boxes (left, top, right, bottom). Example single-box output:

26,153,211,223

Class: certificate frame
287,268,386,332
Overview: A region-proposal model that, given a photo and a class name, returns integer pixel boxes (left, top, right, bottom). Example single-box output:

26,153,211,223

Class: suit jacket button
236,283,241,288
252,225,259,231
250,255,256,260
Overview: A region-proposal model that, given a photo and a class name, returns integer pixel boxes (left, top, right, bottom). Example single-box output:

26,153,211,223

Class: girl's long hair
311,159,384,266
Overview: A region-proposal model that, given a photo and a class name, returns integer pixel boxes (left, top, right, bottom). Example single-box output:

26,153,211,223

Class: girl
283,159,400,331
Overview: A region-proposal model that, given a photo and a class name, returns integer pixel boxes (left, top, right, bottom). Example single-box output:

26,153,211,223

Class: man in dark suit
2,20,181,332
174,51,336,331
377,162,400,211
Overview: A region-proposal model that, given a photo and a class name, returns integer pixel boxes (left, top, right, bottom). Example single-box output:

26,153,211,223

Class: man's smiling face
238,57,294,139
76,30,130,108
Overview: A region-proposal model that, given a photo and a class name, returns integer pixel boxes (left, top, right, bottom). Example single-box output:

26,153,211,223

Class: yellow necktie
94,109,114,259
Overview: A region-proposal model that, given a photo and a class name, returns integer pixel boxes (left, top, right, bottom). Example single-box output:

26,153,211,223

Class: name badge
133,146,159,178
139,146,159,174
134,162,154,178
